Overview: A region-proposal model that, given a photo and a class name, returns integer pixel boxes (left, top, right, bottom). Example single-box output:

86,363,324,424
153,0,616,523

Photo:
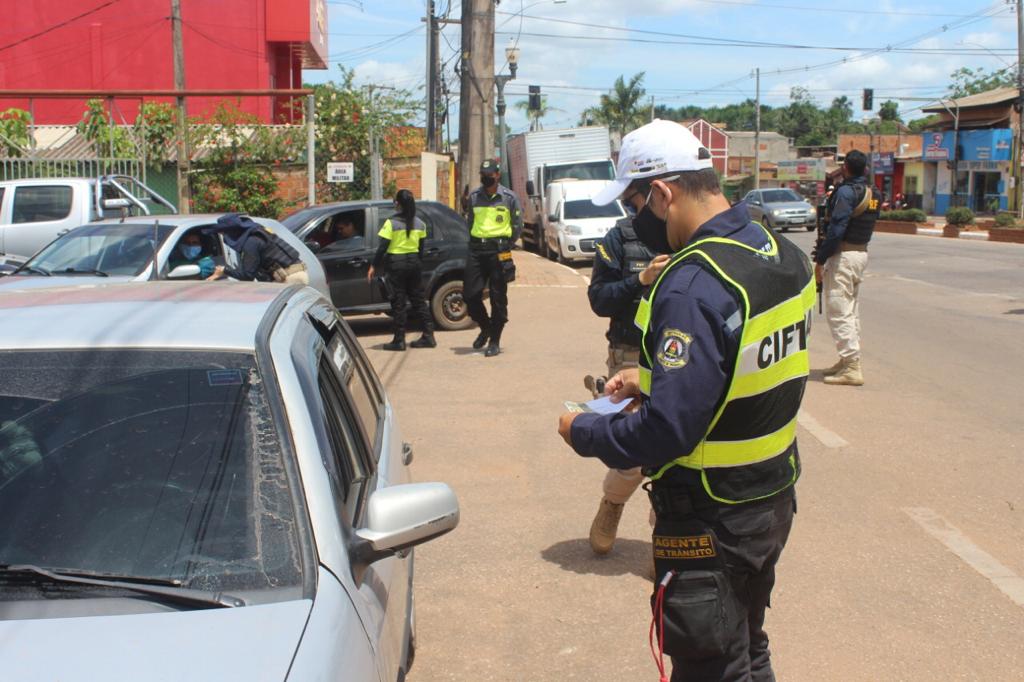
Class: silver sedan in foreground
0,281,458,681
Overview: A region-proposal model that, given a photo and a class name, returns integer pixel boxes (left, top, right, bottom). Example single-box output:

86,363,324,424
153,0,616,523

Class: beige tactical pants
824,251,868,360
601,344,647,507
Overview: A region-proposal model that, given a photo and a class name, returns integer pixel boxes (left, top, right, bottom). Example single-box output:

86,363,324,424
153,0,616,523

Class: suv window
317,348,369,521
12,185,73,224
420,202,468,241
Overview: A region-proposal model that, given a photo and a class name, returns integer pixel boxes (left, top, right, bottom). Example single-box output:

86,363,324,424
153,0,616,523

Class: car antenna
151,218,160,281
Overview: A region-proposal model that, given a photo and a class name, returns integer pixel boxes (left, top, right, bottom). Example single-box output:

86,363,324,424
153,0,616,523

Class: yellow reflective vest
634,225,815,503
467,185,522,240
379,215,427,255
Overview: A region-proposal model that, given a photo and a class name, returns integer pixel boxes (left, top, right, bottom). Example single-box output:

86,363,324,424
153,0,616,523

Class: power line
0,0,123,53
653,0,991,18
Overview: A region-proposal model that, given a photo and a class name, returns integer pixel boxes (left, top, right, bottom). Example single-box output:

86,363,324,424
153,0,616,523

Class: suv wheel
431,279,475,331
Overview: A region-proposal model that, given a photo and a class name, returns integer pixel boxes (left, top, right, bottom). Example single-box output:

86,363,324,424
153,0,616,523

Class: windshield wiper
16,265,51,276
60,268,109,277
0,564,244,609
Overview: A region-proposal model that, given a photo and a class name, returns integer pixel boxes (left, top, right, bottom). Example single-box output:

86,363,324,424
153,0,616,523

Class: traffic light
529,85,541,111
862,88,874,111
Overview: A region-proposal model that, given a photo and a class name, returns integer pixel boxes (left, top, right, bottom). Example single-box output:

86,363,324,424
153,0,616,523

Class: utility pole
425,0,441,152
368,86,383,201
171,0,190,214
458,0,494,205
1016,0,1023,218
753,67,761,189
650,96,655,122
495,47,519,181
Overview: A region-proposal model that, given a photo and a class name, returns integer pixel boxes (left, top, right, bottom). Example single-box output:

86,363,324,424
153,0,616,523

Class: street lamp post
496,46,519,181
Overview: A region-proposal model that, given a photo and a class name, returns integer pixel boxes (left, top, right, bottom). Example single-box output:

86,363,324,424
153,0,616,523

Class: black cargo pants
464,239,508,332
386,254,431,337
649,482,796,682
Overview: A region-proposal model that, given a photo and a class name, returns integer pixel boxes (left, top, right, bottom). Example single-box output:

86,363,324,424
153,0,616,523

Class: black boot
472,326,490,350
484,326,502,357
383,334,406,351
410,333,436,348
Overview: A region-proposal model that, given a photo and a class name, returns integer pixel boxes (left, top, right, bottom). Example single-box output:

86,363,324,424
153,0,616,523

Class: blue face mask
181,244,202,260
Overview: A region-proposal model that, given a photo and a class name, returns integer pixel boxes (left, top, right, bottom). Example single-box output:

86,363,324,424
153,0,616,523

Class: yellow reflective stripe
700,417,798,467
471,206,513,238
741,286,815,342
382,219,426,255
378,219,394,240
731,350,808,398
634,296,651,333
638,366,652,396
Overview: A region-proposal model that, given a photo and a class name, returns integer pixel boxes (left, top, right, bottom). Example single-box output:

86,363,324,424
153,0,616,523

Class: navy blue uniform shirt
570,201,772,471
816,176,865,265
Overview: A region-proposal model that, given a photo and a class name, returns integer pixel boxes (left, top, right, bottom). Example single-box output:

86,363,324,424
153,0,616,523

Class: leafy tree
777,87,826,146
77,98,135,158
191,101,304,217
311,66,420,202
948,66,1017,98
0,108,32,157
878,100,901,122
579,72,649,134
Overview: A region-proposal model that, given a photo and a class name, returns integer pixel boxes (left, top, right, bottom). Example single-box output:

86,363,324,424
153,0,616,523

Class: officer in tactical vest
586,198,670,556
815,149,879,386
213,213,308,286
558,120,813,682
368,189,435,352
463,159,523,357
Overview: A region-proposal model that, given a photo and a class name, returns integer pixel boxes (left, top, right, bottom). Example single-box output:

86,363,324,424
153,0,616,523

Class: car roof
88,214,284,227
0,177,96,188
0,281,290,352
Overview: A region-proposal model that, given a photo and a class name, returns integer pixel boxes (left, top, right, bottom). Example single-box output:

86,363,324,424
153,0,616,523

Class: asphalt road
350,230,1024,681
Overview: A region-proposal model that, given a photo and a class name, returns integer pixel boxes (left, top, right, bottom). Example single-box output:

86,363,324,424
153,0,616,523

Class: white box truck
506,126,613,251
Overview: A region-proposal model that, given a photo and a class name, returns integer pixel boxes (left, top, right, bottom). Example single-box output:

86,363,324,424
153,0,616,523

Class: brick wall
271,165,309,217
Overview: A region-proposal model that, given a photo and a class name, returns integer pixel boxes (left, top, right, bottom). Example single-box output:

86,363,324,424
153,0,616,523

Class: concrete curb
916,227,992,241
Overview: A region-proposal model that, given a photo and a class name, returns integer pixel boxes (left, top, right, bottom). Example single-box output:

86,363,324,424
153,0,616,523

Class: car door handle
347,258,367,267
424,248,441,256
402,442,414,466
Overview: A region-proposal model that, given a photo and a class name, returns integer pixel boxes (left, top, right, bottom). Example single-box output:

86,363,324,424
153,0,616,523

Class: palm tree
579,72,648,134
513,96,560,131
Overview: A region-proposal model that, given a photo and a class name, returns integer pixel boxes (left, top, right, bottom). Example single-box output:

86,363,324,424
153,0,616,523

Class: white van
542,179,626,263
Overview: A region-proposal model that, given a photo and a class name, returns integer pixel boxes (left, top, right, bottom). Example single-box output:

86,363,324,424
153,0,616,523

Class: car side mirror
351,482,459,582
526,180,536,196
167,264,201,279
304,240,322,253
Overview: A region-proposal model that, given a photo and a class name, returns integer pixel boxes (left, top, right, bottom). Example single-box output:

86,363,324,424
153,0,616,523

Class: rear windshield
762,190,804,203
544,161,614,185
25,223,175,277
0,349,305,597
563,200,624,220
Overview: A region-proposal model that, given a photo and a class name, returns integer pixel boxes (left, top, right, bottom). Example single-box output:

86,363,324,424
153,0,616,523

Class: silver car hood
0,599,312,681
0,275,135,291
766,201,813,211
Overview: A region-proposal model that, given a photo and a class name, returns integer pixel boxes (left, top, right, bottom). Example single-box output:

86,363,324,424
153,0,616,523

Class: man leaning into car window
168,232,217,280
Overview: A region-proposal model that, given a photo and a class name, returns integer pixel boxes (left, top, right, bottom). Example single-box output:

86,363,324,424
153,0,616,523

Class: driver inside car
168,231,217,279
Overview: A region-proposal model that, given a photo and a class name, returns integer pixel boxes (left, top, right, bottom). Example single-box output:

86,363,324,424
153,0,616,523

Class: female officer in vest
558,120,812,682
368,190,435,351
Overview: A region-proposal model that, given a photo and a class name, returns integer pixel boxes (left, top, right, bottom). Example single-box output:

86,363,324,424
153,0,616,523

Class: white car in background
1,214,328,300
542,179,627,263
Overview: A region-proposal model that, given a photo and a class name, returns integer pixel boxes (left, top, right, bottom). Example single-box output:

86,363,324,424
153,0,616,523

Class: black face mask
480,174,497,189
633,205,673,254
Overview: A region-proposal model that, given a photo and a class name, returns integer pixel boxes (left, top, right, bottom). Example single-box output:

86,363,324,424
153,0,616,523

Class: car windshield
0,349,304,597
563,200,624,220
761,190,804,203
280,208,323,232
24,223,175,277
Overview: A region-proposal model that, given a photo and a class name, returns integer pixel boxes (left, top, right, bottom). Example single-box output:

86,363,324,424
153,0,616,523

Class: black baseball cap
480,159,500,173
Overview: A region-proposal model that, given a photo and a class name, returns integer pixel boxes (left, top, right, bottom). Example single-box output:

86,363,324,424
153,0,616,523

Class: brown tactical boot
589,498,625,555
822,358,846,376
824,357,864,386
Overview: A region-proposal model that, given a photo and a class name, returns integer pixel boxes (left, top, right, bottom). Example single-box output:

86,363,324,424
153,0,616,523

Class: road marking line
903,507,1024,609
797,410,849,448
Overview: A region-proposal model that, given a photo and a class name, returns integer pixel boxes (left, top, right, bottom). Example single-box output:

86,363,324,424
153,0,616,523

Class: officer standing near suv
558,120,813,681
463,159,523,357
586,197,669,556
815,149,879,387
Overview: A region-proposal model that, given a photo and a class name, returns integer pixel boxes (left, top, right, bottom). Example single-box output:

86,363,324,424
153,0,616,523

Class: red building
0,0,328,124
684,119,729,176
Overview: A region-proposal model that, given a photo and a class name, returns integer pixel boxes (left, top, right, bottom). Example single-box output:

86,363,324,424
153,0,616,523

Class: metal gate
0,158,142,182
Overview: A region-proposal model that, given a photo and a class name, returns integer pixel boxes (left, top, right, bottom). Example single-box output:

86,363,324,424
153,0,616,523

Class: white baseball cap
592,119,714,206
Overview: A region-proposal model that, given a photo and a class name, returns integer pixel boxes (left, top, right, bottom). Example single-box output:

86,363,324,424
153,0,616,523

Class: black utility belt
470,236,510,244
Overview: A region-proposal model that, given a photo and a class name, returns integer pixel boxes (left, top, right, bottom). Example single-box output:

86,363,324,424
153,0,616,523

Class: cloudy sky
308,0,1017,135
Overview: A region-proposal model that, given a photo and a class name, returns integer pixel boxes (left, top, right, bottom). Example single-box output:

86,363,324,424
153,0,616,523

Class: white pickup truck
0,175,175,269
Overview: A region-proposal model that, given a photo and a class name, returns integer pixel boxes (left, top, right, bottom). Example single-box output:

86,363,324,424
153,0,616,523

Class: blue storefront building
920,128,1013,215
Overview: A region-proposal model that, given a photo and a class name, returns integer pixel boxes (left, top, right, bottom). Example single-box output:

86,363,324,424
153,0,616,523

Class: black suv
282,200,473,330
